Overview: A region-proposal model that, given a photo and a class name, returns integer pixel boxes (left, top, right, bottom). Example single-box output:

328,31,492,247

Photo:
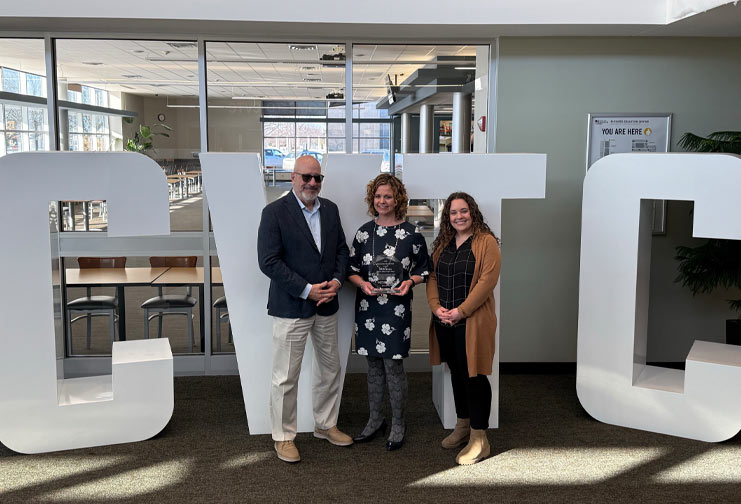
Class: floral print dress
349,220,430,359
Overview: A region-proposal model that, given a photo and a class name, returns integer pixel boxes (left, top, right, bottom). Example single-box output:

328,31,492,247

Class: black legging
435,321,491,430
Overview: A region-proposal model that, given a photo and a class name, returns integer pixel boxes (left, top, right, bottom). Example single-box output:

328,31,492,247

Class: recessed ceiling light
83,62,103,66
304,78,321,82
300,66,319,71
290,44,317,51
122,74,143,79
133,50,145,54
167,42,197,49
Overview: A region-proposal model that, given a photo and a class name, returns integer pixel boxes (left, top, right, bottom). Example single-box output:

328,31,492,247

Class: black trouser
435,321,491,430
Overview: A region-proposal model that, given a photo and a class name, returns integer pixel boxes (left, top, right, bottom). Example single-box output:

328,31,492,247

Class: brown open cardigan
426,232,501,377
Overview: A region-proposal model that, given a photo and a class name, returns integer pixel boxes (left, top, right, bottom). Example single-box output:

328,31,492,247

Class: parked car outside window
263,148,285,169
283,150,324,171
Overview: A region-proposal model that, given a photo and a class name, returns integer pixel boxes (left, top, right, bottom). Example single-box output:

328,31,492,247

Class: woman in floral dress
347,173,430,451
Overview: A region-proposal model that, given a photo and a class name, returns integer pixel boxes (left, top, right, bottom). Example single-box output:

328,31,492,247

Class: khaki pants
270,312,341,441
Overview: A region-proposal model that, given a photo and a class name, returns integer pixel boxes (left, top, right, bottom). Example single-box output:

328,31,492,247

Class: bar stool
66,256,126,354
213,296,231,352
142,256,198,352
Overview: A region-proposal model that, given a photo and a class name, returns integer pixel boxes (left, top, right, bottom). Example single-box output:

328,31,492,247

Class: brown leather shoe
274,440,301,463
441,418,470,449
456,428,490,465
314,425,353,446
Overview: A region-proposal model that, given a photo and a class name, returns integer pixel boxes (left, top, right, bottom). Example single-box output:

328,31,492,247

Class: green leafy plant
123,117,172,156
674,130,741,313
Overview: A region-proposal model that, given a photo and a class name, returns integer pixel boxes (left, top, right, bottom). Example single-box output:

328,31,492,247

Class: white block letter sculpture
0,152,173,454
404,153,547,428
577,153,741,442
200,153,382,434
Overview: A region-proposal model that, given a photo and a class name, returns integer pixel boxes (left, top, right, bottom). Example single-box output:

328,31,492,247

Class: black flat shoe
386,428,405,451
353,420,387,443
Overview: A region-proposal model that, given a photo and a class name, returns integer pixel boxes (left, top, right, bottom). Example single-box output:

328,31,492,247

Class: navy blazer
257,192,349,318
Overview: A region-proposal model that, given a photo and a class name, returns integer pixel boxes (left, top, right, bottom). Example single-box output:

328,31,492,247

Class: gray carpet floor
2,373,741,503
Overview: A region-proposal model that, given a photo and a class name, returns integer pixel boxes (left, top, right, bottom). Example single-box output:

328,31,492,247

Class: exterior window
0,64,49,157
2,67,20,93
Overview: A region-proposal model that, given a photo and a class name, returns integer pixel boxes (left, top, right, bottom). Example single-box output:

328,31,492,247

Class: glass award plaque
369,254,403,293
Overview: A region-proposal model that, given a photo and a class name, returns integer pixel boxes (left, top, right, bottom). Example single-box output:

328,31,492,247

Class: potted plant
122,117,172,157
674,131,741,343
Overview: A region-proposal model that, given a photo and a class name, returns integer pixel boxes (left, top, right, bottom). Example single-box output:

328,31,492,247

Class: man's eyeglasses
296,173,324,183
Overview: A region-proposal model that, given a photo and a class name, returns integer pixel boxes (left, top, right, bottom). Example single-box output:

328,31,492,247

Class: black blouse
435,235,475,327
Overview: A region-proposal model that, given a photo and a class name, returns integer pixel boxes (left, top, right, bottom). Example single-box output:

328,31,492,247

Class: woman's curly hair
364,173,408,220
431,192,497,256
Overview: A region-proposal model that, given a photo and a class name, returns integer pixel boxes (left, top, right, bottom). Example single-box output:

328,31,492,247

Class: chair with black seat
66,256,126,354
142,256,198,353
213,296,232,352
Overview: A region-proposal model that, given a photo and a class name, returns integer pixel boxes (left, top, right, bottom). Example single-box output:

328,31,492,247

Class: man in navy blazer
258,155,351,463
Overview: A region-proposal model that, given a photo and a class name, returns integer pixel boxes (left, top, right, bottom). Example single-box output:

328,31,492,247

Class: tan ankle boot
455,428,490,465
441,418,470,449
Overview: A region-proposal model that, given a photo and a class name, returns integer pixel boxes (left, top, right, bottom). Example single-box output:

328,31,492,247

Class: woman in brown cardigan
426,192,501,465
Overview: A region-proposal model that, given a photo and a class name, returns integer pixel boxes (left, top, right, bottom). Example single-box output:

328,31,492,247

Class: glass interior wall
55,39,205,356
209,255,233,354
205,41,347,354
1,36,491,366
206,41,346,204
64,255,206,356
352,44,489,352
55,39,203,232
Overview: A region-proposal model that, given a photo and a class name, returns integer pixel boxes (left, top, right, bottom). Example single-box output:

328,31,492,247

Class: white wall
495,36,741,362
207,103,262,153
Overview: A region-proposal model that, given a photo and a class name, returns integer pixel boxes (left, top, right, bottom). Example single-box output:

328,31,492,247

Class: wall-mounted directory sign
586,113,672,233
586,113,672,170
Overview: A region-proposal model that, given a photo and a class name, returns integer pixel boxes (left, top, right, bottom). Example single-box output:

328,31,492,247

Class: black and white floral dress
349,220,430,359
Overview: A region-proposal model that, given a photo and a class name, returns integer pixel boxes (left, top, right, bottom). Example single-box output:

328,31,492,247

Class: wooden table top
65,267,169,285
152,267,222,285
407,205,434,218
